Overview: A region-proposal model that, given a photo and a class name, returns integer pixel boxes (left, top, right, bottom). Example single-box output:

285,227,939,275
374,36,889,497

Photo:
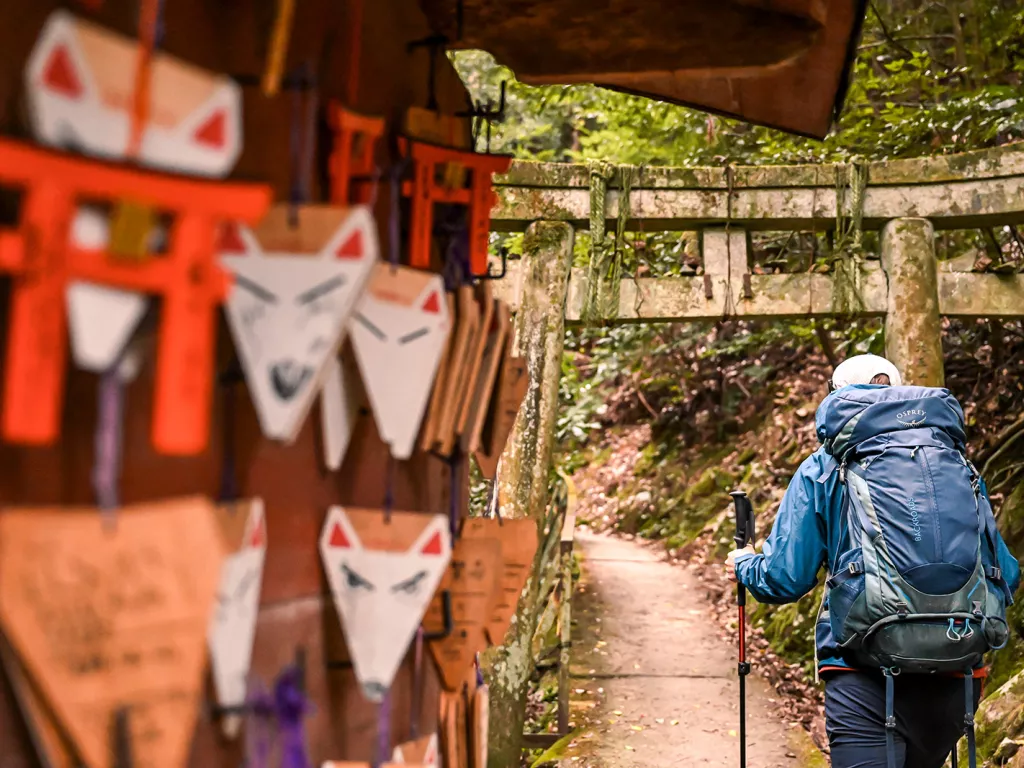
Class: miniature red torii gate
329,103,511,277
0,139,270,455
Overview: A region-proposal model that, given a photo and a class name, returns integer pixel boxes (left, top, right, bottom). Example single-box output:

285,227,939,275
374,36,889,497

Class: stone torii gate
491,143,1024,392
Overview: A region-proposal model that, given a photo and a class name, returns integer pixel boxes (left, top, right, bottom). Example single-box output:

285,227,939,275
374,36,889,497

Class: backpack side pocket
828,547,865,644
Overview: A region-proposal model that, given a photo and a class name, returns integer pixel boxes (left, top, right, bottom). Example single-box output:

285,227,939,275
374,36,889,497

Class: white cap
832,354,903,388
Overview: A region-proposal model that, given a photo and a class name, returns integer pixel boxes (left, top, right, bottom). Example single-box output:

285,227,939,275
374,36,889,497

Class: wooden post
880,217,945,387
484,220,575,768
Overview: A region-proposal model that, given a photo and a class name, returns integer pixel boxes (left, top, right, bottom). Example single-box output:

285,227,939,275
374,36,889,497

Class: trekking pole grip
730,490,755,613
730,490,754,549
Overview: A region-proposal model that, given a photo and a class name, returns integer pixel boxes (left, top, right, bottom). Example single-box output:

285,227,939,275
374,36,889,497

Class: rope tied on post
831,158,869,317
583,162,636,325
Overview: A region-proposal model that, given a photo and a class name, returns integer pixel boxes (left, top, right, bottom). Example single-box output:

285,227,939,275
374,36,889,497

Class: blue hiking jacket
734,384,1021,672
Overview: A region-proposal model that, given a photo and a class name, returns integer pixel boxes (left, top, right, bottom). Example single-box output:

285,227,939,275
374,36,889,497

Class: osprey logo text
897,409,927,427
908,497,923,542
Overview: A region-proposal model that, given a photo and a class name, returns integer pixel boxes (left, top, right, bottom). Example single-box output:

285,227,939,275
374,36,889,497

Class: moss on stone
754,583,823,671
787,725,830,768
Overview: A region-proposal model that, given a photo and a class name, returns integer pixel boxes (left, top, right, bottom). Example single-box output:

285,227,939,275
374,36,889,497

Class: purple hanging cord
274,665,313,768
382,455,396,524
374,689,393,768
287,63,317,226
244,677,274,768
92,369,125,516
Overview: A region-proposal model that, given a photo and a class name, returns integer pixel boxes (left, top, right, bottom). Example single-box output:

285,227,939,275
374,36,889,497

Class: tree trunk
483,220,575,768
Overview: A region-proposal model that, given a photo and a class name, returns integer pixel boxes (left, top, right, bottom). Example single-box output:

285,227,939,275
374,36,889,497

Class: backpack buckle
896,602,909,617
885,715,897,730
988,566,1003,582
849,562,863,576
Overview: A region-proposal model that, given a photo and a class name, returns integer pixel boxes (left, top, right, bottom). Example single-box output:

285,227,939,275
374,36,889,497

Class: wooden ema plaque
428,537,500,691
433,286,479,457
0,632,76,768
220,205,379,444
323,732,438,768
392,733,440,766
452,284,495,449
471,684,489,768
404,108,472,151
0,497,225,768
350,265,451,459
26,10,243,177
462,518,539,645
460,300,510,455
208,500,266,737
320,346,364,472
439,689,468,768
319,508,451,702
474,338,529,479
419,293,457,452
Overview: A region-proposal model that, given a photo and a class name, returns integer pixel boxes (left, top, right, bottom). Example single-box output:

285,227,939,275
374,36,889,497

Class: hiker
726,353,1020,768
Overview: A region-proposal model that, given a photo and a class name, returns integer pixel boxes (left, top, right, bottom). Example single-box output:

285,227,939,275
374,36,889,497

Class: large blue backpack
818,385,1013,768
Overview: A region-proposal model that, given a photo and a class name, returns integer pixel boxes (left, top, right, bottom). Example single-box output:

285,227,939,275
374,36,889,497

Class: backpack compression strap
884,668,897,768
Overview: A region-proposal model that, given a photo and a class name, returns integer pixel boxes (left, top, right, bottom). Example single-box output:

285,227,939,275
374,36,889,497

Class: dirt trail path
564,531,823,768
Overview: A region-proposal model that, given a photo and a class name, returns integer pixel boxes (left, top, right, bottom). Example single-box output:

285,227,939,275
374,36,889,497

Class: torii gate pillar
881,217,945,387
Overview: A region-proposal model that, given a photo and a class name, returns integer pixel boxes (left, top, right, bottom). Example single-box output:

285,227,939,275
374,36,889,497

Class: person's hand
726,546,755,583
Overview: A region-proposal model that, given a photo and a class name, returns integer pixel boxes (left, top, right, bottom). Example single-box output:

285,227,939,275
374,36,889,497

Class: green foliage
455,0,1024,167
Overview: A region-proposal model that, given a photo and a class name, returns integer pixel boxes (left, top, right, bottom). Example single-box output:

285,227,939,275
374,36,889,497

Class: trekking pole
730,490,755,768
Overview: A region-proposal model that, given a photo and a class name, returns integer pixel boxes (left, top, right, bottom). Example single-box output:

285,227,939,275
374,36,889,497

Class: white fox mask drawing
207,500,266,738
392,734,439,766
25,10,242,177
319,507,451,703
350,265,450,459
220,205,378,443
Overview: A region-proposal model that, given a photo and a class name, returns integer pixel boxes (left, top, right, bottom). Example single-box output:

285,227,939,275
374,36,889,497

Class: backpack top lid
816,384,967,459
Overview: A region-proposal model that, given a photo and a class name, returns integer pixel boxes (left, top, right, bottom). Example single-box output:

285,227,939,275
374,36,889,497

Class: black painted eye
242,305,265,327
392,571,427,594
342,564,375,591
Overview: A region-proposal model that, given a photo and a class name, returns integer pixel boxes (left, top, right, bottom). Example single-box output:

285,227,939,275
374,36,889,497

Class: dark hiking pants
825,671,982,768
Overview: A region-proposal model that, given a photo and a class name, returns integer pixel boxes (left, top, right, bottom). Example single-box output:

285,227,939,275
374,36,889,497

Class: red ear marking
193,110,227,149
329,521,351,548
420,530,443,556
42,44,83,99
336,230,363,259
421,291,441,315
217,222,247,253
248,518,265,549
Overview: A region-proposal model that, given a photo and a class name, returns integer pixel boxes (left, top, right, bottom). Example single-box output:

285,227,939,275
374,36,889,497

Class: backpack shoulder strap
964,457,1014,605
